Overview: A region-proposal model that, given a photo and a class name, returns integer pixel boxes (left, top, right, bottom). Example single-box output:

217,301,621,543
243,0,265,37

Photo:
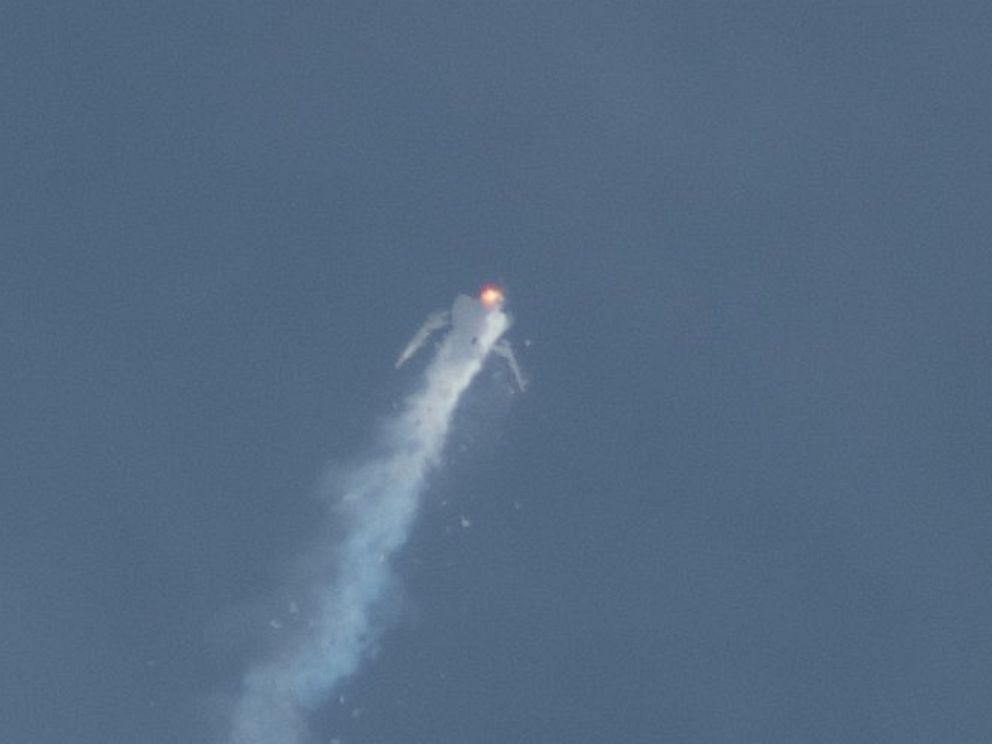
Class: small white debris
269,618,283,630
460,515,472,528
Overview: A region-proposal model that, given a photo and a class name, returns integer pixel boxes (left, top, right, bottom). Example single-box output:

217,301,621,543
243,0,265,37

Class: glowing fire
479,284,504,310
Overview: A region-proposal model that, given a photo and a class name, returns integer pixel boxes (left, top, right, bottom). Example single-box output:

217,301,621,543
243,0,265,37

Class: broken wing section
395,310,450,368
493,340,528,392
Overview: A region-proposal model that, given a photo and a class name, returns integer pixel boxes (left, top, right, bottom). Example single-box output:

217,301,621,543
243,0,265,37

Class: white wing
493,340,527,392
395,310,450,368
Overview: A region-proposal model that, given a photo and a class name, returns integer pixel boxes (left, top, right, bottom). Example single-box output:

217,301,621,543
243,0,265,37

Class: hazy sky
3,2,991,743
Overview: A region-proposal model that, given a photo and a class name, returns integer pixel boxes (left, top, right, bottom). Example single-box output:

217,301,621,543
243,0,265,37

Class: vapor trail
225,294,515,744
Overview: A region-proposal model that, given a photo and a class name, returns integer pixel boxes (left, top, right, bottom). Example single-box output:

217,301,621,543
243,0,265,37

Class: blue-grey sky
3,2,991,743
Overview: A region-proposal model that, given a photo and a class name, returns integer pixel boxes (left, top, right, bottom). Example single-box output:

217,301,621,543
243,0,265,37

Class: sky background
3,2,991,743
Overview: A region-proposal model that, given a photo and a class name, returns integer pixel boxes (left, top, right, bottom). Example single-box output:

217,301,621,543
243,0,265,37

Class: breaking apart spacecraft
395,285,527,392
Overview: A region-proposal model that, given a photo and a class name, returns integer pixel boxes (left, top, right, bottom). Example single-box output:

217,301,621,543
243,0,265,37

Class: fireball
479,284,505,310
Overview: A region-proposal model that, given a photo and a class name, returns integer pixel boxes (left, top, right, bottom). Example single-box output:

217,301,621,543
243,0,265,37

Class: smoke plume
224,295,512,743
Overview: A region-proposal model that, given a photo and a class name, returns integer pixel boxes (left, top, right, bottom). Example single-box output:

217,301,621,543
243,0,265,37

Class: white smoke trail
225,295,513,744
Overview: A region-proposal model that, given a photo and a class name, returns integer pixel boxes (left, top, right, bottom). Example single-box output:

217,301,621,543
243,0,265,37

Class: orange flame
479,284,504,310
